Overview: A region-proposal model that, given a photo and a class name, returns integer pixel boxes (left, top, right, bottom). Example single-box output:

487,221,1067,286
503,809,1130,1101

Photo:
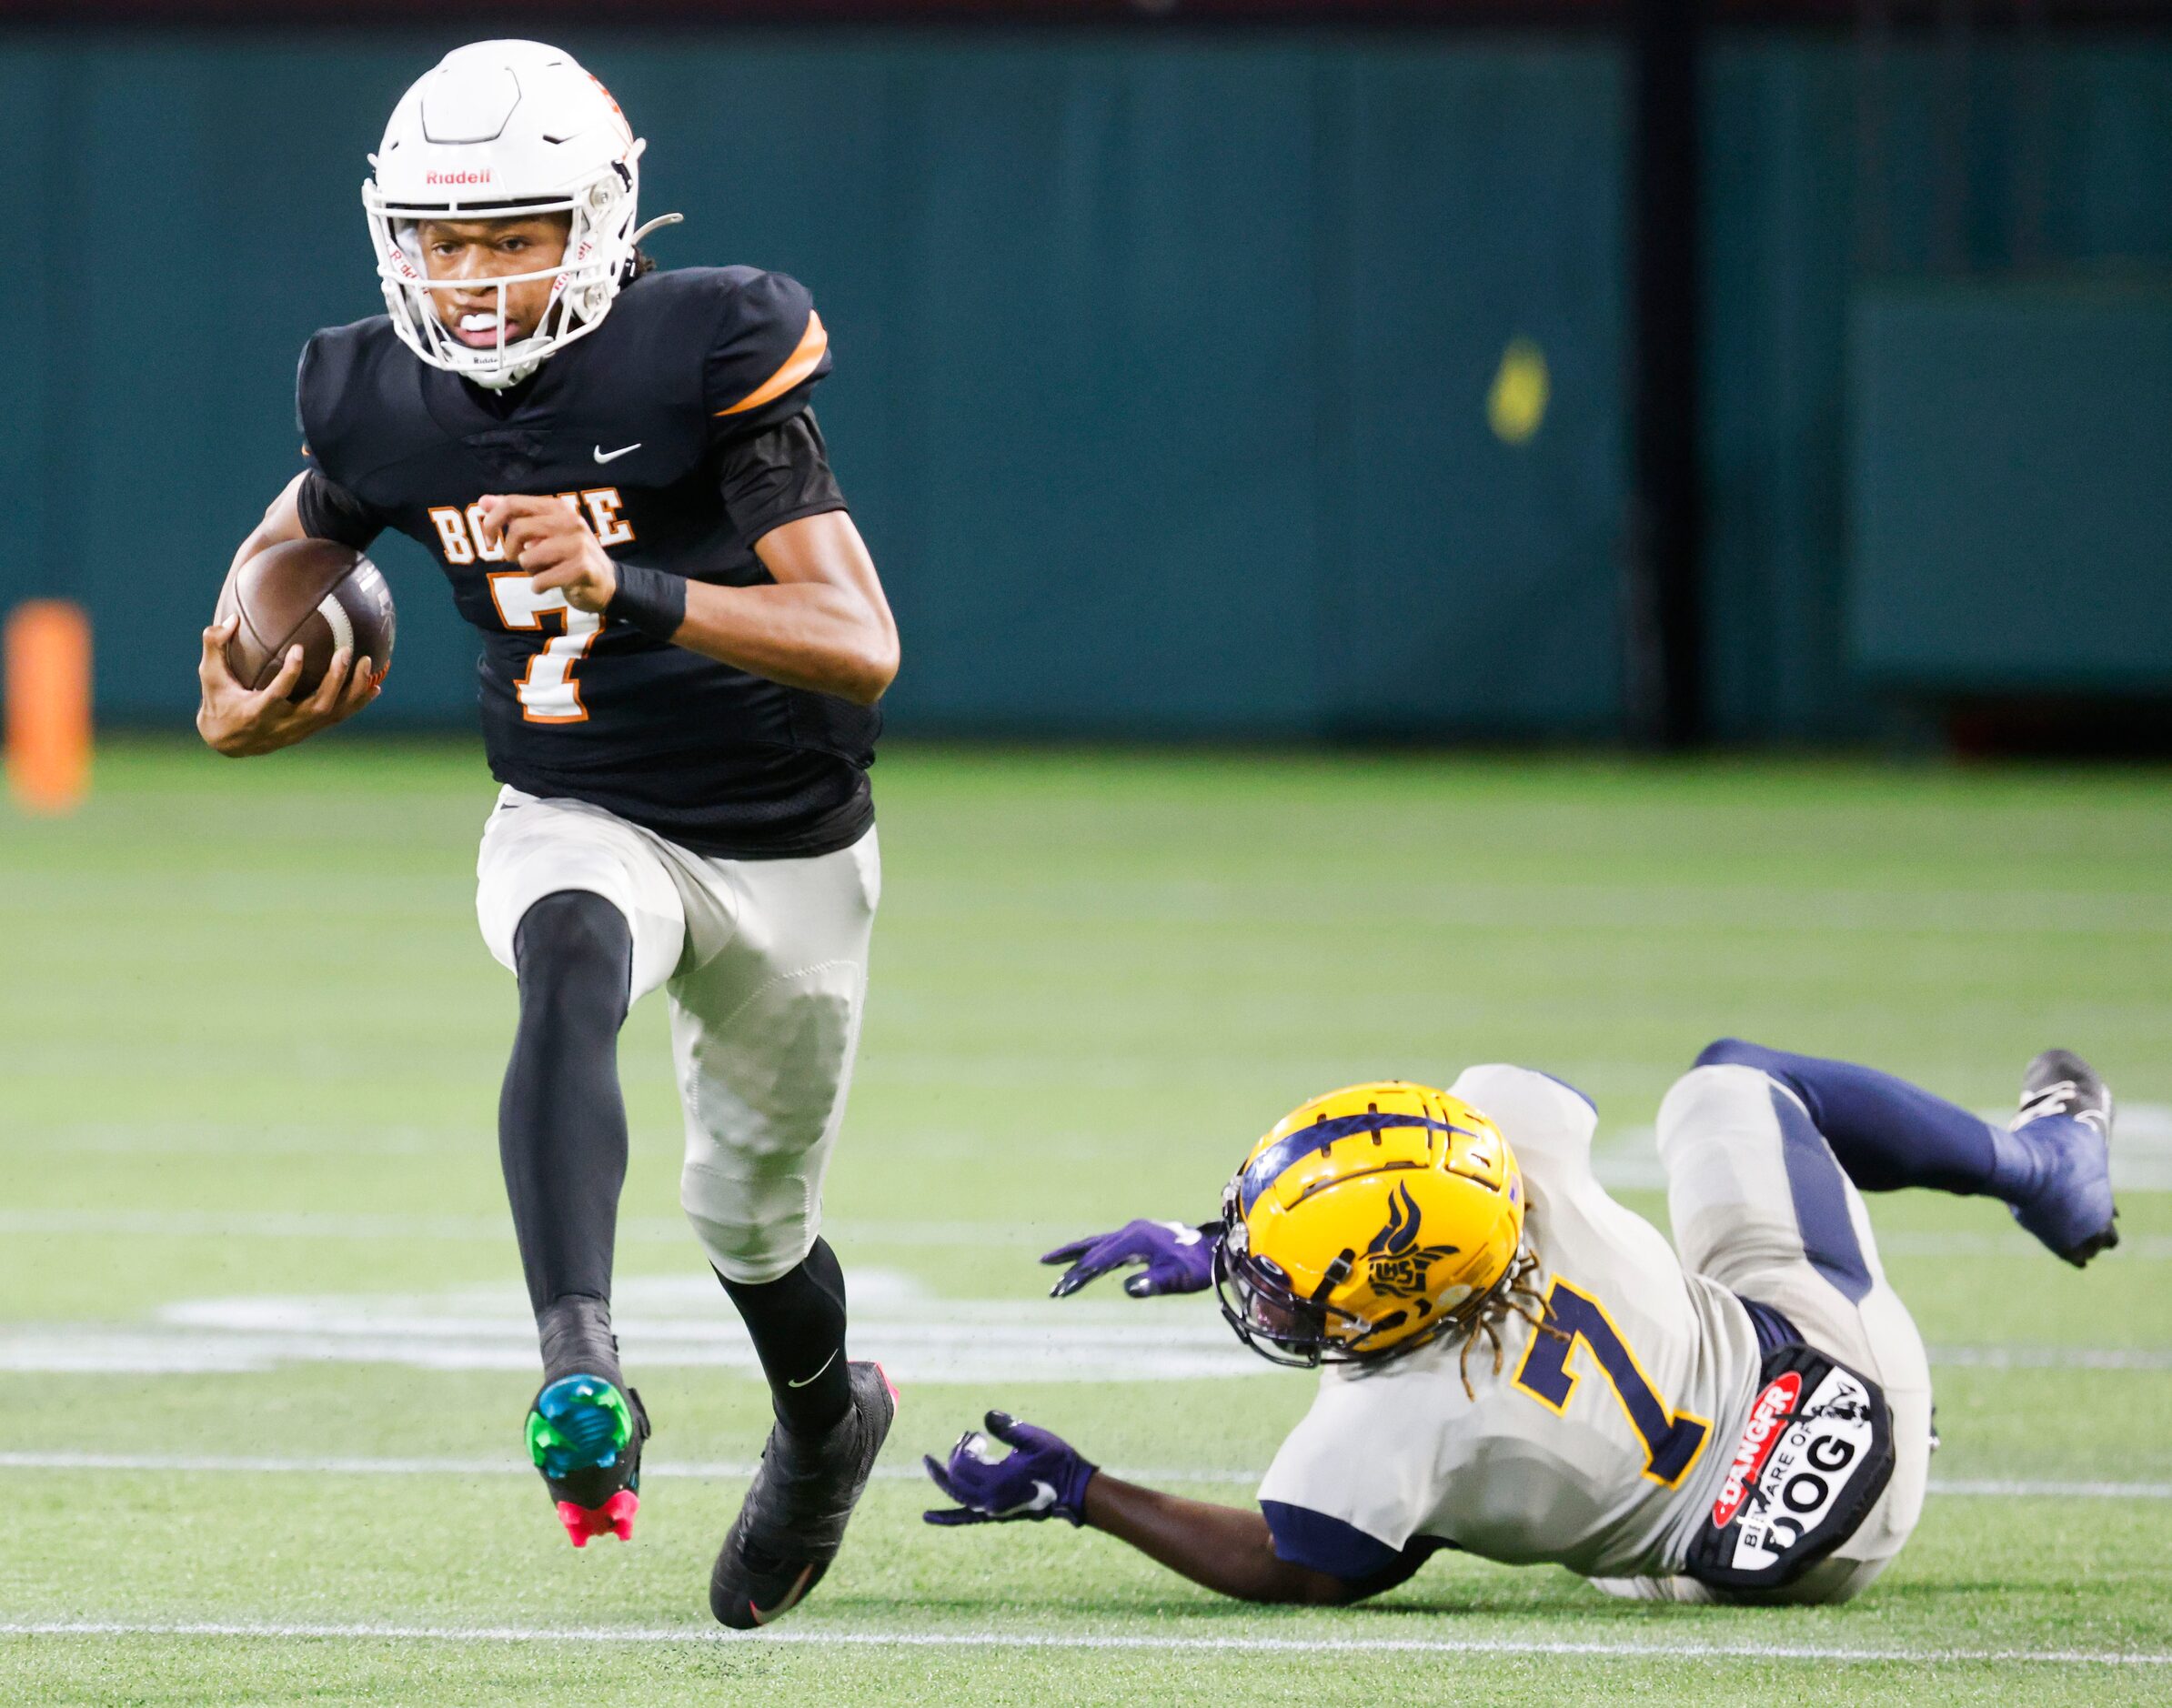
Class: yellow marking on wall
1489,337,1551,446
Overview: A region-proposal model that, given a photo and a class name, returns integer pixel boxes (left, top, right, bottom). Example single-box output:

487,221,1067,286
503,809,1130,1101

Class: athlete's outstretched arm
1082,1475,1361,1605
478,497,899,706
196,473,379,757
921,1412,1363,1606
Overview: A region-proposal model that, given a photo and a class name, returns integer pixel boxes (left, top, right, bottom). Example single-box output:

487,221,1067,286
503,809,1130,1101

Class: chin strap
628,212,684,246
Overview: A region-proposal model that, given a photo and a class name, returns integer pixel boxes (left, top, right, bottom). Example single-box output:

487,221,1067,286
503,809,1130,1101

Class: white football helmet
362,40,679,389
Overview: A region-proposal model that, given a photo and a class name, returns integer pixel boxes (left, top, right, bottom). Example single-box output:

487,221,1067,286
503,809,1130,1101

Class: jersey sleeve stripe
1260,1500,1403,1582
716,310,829,417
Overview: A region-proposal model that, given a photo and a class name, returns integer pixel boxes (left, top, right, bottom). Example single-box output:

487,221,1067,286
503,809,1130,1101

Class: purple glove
923,1412,1097,1527
1041,1219,1219,1299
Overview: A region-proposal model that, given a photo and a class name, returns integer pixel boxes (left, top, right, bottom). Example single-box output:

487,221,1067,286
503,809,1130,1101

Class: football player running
925,1042,2117,1605
195,41,898,1627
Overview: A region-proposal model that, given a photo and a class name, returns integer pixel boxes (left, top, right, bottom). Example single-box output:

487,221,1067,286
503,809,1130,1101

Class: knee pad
683,1192,816,1286
678,963,861,1144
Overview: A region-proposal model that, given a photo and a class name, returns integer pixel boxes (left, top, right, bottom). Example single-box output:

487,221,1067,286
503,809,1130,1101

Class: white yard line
0,1616,2165,1666
0,1210,521,1241
0,1211,1070,1245
0,1258,2164,1381
0,1451,2163,1501
902,877,2172,939
0,1451,562,1478
8,1102,2169,1242
0,1271,1257,1382
5,1204,2169,1260
0,1328,2159,1377
1876,1231,2172,1260
0,1451,1042,1483
1926,1347,2172,1370
1929,1478,2172,1499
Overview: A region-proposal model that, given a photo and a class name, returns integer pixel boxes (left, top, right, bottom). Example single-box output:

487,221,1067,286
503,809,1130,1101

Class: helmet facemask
1212,1211,1510,1371
1211,1082,1533,1381
363,149,644,391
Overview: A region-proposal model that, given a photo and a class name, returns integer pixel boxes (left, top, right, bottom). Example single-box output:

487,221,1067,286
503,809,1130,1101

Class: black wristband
608,561,688,643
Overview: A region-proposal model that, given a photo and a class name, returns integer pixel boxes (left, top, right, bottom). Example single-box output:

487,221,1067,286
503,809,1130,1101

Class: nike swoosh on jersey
787,1348,840,1390
592,442,642,464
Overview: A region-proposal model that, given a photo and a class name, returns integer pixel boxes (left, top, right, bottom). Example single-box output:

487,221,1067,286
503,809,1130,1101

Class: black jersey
294,266,876,859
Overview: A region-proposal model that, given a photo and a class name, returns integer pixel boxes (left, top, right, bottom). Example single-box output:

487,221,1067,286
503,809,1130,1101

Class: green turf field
3,738,2168,1705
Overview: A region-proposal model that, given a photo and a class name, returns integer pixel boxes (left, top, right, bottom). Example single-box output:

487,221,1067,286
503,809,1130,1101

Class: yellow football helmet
1214,1080,1524,1367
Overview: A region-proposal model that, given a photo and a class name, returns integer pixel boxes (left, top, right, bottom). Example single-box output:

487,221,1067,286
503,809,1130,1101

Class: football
218,538,397,701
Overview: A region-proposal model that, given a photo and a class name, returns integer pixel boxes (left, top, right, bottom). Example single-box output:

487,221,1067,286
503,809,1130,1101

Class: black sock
501,891,633,1360
719,1239,852,1436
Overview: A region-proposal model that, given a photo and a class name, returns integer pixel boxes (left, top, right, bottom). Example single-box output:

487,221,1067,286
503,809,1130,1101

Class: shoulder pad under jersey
1447,1064,1600,1178
296,316,404,487
699,266,833,441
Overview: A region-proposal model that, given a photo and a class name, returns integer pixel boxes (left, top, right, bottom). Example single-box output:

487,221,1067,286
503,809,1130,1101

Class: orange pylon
5,600,93,814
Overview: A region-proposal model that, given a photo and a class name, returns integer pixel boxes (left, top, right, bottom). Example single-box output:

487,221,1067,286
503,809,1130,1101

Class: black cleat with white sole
709,1361,897,1629
2007,1049,2118,1267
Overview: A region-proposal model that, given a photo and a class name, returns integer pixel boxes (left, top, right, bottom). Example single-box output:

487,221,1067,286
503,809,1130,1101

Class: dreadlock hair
1456,1248,1564,1401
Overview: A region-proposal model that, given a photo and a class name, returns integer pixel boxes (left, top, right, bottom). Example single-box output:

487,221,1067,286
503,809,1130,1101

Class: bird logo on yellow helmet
1214,1081,1525,1368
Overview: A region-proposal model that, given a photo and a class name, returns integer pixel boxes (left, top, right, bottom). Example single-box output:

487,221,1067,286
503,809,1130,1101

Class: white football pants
1603,1063,1935,1604
476,786,879,1285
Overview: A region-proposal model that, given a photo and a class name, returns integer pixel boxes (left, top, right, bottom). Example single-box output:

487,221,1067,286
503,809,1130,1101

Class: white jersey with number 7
1257,1064,1765,1582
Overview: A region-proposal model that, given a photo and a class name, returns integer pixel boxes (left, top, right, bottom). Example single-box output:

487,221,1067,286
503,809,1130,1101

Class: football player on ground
194,41,899,1627
925,1042,2117,1604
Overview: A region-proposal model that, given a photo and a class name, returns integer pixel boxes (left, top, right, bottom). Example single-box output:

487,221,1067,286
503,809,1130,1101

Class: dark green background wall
0,29,2167,739
1849,281,2172,693
1704,36,2172,737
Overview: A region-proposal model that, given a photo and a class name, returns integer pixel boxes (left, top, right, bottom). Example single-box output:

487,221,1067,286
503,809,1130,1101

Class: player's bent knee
1660,1060,1775,1120
679,1118,827,1284
514,890,634,1026
516,889,632,974
683,1199,814,1288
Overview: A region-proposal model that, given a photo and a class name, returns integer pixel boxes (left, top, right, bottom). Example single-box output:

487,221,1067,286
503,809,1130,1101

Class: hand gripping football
218,539,397,701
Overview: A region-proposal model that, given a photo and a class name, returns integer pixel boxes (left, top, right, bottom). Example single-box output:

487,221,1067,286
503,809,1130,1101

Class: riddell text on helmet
425,169,495,186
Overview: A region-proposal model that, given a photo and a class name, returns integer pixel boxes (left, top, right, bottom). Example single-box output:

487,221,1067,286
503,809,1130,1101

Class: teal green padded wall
1320,47,1625,738
1850,283,2172,692
1704,37,2172,738
6,30,2168,740
0,31,1627,737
